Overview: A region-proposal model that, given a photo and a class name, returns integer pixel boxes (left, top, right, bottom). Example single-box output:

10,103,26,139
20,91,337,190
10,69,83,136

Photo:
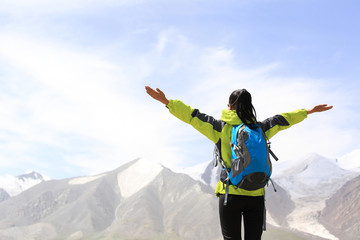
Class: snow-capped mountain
272,153,357,240
182,160,221,189
337,149,360,171
0,159,222,240
0,158,325,240
273,153,354,198
0,171,47,199
0,150,359,240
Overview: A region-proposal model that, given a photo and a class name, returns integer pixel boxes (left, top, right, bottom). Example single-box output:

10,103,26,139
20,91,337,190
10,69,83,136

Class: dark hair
229,89,257,125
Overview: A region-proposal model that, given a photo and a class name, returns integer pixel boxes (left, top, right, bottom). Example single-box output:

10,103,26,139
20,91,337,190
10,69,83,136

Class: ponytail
229,89,257,126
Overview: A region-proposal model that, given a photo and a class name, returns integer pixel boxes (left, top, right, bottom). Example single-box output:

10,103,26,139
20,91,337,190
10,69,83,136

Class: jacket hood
220,109,243,125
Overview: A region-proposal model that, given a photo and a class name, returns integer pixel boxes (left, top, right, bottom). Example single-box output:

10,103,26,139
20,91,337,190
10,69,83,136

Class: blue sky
0,0,359,179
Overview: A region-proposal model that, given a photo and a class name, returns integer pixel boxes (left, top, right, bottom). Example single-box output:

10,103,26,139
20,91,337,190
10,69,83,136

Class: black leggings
219,194,264,240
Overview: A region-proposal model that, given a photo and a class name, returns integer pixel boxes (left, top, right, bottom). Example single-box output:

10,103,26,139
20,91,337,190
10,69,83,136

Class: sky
0,0,359,179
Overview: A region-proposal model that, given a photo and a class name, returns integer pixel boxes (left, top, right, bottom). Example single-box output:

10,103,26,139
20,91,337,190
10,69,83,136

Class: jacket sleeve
166,99,224,143
259,109,308,139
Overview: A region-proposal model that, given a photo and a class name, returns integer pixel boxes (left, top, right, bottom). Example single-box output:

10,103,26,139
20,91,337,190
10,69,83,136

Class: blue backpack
229,123,272,190
215,123,278,206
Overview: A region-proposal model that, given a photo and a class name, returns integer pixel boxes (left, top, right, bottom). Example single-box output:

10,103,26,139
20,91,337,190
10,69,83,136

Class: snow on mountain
117,158,163,198
68,174,106,185
274,153,353,198
0,171,47,197
181,161,209,184
272,153,358,240
68,158,164,199
181,159,221,190
337,149,360,171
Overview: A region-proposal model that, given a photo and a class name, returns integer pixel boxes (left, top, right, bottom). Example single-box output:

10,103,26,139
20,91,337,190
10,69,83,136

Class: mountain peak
0,171,47,197
274,153,353,199
276,153,344,178
338,149,360,171
117,158,164,198
16,171,46,182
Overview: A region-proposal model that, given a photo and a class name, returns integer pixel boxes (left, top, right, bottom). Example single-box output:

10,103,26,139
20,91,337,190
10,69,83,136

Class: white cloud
0,32,184,176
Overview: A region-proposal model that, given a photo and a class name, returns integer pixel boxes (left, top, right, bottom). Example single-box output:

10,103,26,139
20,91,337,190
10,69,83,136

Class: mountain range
0,150,359,240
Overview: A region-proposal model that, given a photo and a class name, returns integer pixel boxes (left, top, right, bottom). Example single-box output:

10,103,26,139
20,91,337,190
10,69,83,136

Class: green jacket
167,99,308,196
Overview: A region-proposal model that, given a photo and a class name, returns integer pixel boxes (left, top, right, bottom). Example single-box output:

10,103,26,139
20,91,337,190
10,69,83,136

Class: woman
145,86,333,240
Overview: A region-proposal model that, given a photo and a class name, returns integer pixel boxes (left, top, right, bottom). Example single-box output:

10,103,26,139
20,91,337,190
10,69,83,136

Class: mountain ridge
0,150,359,240
0,158,223,240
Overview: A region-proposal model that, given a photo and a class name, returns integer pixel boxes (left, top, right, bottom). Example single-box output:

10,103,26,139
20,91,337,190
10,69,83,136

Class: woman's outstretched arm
145,86,224,143
259,104,333,140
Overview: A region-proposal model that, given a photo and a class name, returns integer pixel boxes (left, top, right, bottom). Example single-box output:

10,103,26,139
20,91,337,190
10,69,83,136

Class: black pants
219,194,264,240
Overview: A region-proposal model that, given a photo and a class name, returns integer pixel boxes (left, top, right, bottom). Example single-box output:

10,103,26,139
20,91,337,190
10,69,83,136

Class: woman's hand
306,104,333,114
145,86,170,105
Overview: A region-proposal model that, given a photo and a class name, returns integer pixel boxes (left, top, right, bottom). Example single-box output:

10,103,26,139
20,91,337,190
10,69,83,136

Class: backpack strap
213,144,232,206
258,122,279,162
268,178,277,192
219,156,231,206
224,178,230,206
